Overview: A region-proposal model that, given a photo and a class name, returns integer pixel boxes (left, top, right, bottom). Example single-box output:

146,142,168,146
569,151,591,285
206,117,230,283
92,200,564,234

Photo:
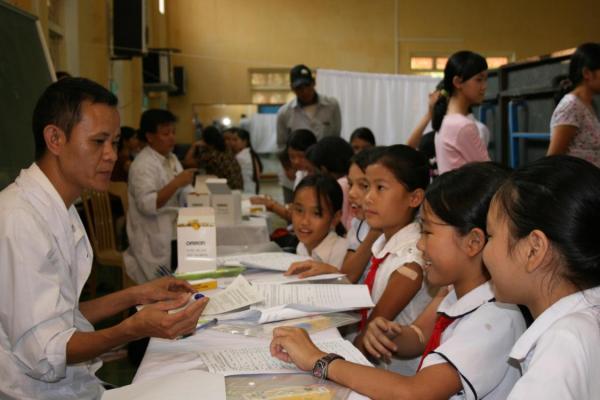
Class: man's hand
173,168,196,188
127,294,209,340
131,276,195,305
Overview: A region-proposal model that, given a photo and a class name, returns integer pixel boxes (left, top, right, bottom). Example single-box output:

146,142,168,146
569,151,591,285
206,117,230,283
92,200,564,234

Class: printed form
202,275,263,315
197,338,371,376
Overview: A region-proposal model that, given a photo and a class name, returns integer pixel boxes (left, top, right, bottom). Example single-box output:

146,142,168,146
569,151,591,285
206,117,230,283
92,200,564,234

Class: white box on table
176,207,217,274
206,179,242,226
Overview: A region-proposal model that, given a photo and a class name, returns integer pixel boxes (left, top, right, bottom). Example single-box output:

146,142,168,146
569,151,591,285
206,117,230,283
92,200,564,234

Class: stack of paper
197,338,371,376
217,252,312,271
212,283,373,324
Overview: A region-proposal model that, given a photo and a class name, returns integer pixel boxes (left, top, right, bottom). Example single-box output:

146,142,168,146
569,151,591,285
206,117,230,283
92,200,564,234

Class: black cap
290,64,314,89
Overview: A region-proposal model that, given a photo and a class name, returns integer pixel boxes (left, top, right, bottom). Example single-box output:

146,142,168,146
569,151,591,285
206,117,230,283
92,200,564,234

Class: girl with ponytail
432,51,490,174
548,43,600,167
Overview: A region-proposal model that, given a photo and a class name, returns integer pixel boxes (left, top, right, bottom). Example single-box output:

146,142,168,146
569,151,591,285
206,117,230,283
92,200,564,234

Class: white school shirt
236,147,256,194
369,222,433,375
346,217,371,251
296,231,348,268
0,164,103,399
124,146,191,283
422,282,526,400
507,286,600,400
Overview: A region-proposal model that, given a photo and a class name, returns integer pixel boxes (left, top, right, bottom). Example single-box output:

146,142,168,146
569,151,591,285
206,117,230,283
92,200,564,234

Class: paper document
248,272,345,285
214,284,373,324
218,252,312,271
197,338,371,376
254,283,374,310
202,275,263,315
102,370,225,399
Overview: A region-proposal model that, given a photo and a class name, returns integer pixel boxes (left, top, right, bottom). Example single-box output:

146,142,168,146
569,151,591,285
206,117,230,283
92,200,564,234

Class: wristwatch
312,353,345,380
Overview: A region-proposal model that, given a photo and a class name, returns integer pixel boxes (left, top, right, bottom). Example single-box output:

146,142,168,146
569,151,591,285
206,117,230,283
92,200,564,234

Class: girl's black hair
350,146,385,172
350,127,376,146
287,129,317,152
367,144,430,191
555,42,600,102
305,136,354,178
225,127,264,194
201,125,226,152
294,174,346,236
432,51,488,131
425,162,511,235
494,155,600,290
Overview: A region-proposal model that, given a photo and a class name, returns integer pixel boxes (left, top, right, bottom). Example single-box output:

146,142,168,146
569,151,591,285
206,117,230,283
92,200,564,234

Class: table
133,271,369,399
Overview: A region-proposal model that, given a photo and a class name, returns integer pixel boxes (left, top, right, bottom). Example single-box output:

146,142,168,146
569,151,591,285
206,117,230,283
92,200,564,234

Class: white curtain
316,69,438,145
247,113,278,153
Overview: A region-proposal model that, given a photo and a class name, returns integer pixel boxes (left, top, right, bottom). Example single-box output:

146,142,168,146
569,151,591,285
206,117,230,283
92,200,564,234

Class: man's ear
523,229,550,274
43,125,66,156
464,227,486,256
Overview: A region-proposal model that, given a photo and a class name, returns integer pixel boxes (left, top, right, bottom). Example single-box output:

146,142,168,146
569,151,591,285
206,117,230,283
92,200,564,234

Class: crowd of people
0,42,599,399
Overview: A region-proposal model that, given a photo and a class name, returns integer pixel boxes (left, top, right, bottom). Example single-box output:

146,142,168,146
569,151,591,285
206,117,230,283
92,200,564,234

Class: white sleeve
0,208,77,382
128,158,160,215
422,304,524,400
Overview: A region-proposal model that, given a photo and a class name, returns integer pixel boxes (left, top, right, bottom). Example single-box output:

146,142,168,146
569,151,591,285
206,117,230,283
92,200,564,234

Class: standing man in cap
276,64,341,149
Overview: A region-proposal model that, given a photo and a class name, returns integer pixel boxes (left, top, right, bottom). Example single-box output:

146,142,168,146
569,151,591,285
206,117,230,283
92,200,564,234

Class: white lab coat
0,163,103,399
124,146,191,283
236,147,256,194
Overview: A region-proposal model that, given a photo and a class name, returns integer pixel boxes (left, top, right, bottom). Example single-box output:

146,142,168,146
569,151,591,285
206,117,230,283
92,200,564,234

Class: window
410,54,512,76
249,68,294,105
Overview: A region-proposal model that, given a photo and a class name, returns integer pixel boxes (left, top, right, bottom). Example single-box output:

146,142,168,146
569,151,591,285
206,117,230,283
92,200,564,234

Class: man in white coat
124,109,195,283
0,78,208,399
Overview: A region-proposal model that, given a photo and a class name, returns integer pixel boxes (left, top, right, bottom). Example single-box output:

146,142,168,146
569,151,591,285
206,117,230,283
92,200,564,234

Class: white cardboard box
176,207,217,273
194,174,218,194
205,179,242,226
186,192,210,207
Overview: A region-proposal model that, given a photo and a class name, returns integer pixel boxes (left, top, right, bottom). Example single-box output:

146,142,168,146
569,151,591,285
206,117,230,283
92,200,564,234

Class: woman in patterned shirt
183,125,243,190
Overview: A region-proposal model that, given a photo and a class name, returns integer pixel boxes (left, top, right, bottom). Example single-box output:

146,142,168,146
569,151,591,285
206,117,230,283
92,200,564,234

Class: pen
195,318,218,331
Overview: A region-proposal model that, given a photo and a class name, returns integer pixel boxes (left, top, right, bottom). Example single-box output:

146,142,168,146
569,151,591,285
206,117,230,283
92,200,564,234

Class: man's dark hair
139,109,177,142
32,77,118,160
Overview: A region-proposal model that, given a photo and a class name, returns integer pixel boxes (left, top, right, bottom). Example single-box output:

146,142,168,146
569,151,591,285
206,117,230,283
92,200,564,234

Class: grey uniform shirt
276,93,341,148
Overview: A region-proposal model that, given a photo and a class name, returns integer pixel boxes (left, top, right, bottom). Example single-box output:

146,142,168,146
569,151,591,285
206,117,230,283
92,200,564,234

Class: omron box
176,207,217,274
206,179,242,226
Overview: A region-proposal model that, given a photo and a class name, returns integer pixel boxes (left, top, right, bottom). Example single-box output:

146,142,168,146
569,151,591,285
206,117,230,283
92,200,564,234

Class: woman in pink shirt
432,51,490,174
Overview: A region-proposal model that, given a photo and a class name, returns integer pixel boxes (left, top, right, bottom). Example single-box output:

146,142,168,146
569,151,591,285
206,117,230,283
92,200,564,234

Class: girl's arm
363,286,448,361
271,327,461,400
354,262,423,352
406,90,440,149
286,228,382,280
250,196,291,221
547,125,578,155
342,228,381,283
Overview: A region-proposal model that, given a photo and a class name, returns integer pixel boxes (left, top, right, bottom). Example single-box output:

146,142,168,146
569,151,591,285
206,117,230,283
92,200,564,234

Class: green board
0,1,54,189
